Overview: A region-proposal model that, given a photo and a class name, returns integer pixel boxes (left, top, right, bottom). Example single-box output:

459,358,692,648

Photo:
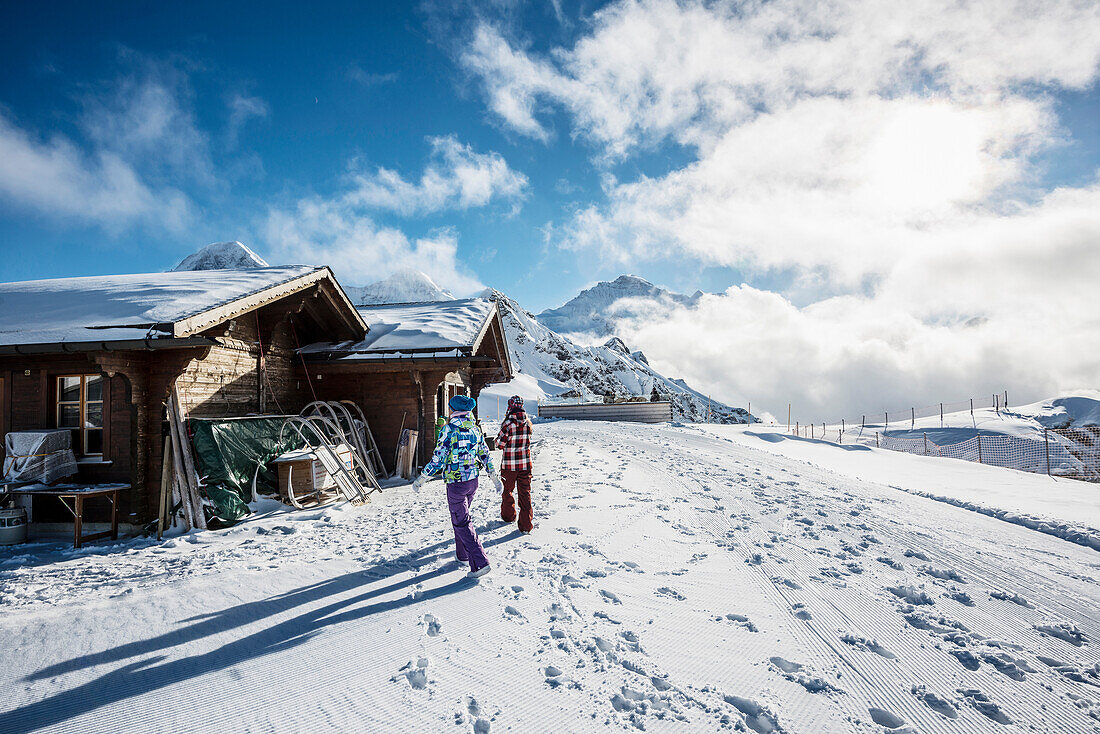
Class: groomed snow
3,421,1099,732
0,266,319,346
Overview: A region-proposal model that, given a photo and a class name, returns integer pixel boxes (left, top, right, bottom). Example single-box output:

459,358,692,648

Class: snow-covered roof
0,266,338,348
302,298,499,360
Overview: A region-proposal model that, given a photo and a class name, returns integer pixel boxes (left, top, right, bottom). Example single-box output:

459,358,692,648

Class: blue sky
0,0,734,311
1,0,1097,416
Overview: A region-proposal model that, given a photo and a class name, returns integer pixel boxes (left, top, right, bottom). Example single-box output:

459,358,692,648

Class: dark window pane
58,404,80,428
85,429,103,455
85,402,103,429
59,376,81,403
85,375,103,402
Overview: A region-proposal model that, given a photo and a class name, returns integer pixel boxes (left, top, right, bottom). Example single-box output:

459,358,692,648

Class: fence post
970,398,973,419
841,419,845,444
796,421,799,436
1004,390,1008,410
876,432,879,448
940,403,943,428
885,412,889,433
811,423,814,439
911,407,915,430
994,394,999,416
923,432,928,456
1044,428,1051,476
822,422,825,438
748,401,751,424
977,432,983,464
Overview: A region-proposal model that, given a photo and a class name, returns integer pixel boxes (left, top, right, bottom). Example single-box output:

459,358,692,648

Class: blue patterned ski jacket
421,416,494,483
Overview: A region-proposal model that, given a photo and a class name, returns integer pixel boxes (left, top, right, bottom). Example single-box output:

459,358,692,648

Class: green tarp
188,416,305,526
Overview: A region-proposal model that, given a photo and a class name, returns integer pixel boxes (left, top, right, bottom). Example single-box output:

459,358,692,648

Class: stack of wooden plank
160,384,207,536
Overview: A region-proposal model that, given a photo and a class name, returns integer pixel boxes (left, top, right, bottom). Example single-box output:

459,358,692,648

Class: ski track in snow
2,422,1100,732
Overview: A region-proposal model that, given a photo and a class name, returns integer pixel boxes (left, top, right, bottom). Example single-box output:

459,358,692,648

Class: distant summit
344,270,456,306
172,241,268,271
537,274,699,336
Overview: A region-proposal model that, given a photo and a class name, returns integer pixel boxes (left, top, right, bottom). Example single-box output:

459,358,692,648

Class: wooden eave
470,304,513,379
172,267,367,341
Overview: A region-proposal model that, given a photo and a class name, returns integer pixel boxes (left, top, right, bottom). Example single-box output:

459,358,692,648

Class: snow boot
466,564,491,579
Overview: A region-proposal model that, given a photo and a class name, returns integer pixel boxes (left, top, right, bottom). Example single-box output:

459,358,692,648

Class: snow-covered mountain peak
537,274,700,336
171,241,268,271
604,336,631,355
483,287,750,424
344,270,456,306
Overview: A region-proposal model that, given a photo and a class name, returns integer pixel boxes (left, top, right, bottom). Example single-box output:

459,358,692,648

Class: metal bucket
0,507,28,545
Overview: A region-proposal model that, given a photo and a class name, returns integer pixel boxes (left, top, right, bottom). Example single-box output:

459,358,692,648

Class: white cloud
80,63,219,188
613,183,1100,418
462,0,1100,416
226,93,268,149
347,135,528,215
0,111,190,229
463,0,1100,155
263,198,484,295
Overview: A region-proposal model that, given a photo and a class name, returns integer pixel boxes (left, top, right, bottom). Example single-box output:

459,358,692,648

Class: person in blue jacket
412,394,503,579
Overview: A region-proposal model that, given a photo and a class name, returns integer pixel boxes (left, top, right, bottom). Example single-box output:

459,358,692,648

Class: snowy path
2,422,1099,732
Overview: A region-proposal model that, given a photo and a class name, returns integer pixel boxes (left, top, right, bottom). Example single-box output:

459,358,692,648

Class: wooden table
1,484,125,548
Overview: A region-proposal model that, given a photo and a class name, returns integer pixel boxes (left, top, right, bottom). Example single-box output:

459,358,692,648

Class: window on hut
56,375,103,456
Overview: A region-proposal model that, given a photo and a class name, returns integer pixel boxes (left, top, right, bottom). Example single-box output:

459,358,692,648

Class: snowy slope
345,270,455,306
171,241,268,271
481,288,749,423
537,274,699,337
4,421,1100,733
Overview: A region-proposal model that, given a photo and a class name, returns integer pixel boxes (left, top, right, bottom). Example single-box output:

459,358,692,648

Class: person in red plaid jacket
496,395,534,533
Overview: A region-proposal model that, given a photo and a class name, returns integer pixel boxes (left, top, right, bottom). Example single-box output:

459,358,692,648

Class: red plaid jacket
496,410,533,472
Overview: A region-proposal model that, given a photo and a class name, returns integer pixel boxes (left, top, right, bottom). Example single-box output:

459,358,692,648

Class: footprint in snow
600,589,622,604
920,565,966,583
771,576,802,590
720,613,758,632
393,657,430,690
770,657,838,694
544,665,565,687
504,605,526,620
1034,622,1087,646
655,586,686,601
791,603,812,621
957,688,1012,725
724,694,782,734
456,696,492,733
868,707,908,730
886,585,935,605
910,684,958,719
948,590,975,606
990,590,1033,608
841,634,896,659
422,613,442,637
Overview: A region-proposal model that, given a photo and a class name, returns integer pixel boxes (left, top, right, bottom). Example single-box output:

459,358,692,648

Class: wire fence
788,391,1100,482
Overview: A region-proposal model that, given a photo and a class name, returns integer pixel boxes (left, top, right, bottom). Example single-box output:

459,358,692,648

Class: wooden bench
1,484,125,548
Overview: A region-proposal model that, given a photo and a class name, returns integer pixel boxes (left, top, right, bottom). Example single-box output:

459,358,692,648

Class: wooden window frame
55,374,104,458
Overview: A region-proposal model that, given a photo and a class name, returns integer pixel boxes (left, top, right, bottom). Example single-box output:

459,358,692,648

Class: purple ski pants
447,478,489,572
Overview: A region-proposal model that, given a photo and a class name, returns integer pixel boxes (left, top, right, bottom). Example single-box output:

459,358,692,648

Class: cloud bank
463,0,1100,417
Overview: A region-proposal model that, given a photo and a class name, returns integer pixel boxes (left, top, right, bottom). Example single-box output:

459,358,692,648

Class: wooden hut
299,299,513,471
0,266,365,528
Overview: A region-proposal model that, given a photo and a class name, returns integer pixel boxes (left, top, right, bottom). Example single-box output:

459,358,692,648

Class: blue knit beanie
449,394,476,412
